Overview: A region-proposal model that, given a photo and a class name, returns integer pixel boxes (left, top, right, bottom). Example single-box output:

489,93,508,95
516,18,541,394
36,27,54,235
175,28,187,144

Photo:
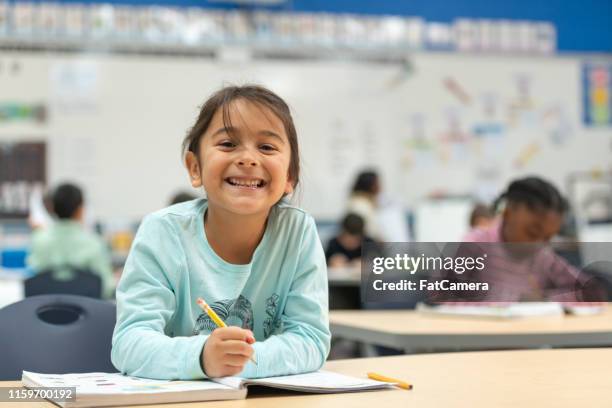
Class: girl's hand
201,327,255,377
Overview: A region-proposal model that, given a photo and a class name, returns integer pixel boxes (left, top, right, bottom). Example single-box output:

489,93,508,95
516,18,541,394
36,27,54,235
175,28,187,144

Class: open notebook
22,370,395,408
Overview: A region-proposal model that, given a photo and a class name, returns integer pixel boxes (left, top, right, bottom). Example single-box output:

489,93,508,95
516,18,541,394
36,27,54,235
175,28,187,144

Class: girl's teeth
230,178,261,187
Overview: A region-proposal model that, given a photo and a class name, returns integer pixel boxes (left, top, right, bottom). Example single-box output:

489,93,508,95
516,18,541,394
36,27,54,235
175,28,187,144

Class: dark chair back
25,268,102,299
0,294,117,380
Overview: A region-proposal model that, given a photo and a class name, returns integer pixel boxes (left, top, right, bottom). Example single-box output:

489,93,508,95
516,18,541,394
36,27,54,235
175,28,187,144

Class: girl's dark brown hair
182,85,300,189
493,176,568,214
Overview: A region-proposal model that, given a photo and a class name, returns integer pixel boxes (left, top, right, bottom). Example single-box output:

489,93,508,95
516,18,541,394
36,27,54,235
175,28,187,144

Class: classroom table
1,348,610,408
329,305,612,352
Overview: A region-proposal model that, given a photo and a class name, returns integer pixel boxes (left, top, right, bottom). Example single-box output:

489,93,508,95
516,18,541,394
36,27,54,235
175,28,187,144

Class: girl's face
186,99,293,218
502,203,563,243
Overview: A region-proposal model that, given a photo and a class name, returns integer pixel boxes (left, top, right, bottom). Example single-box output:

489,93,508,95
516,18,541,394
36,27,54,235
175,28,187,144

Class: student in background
468,203,495,230
465,177,566,244
461,176,603,302
112,85,330,380
27,183,114,299
347,170,381,240
325,213,373,267
346,170,411,242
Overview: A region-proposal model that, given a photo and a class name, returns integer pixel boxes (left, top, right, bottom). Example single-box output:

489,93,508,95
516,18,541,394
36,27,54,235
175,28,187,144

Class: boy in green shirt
27,183,114,299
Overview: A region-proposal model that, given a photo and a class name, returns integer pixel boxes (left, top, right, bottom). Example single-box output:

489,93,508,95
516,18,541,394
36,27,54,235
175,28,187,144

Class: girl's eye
219,141,236,148
260,144,276,152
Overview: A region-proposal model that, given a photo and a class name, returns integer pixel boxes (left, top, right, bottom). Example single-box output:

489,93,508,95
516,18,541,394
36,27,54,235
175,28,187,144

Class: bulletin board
0,51,611,221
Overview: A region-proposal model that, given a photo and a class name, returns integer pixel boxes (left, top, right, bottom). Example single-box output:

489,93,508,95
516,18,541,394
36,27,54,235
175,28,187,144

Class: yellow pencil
367,372,413,390
196,297,257,365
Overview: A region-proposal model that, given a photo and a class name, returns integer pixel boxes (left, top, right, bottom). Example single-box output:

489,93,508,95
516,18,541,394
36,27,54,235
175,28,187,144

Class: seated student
111,85,330,380
325,213,373,268
460,176,603,302
27,183,114,299
347,170,382,240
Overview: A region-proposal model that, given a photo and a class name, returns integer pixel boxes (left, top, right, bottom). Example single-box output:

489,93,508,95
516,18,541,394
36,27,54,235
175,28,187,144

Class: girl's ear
284,181,294,195
185,152,203,188
284,172,294,195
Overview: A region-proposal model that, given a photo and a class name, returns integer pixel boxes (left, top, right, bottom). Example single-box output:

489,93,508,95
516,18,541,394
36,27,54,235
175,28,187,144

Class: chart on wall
582,62,612,127
383,54,608,207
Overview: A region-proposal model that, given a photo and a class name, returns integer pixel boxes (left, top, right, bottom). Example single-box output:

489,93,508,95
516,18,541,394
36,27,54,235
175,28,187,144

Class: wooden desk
2,348,610,408
330,306,612,352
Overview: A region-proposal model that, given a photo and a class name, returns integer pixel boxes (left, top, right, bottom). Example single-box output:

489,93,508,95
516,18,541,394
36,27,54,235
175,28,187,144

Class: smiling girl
111,85,330,380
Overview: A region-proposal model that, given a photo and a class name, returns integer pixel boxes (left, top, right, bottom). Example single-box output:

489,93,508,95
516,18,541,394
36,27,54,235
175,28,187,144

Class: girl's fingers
220,340,254,357
215,327,254,342
221,353,251,367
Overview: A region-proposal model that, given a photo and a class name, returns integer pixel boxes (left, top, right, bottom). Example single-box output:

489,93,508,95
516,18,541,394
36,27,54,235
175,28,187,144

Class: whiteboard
0,51,611,222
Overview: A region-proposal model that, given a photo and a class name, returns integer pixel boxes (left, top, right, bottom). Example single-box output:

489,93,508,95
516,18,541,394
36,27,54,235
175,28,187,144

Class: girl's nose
237,158,257,167
237,150,258,167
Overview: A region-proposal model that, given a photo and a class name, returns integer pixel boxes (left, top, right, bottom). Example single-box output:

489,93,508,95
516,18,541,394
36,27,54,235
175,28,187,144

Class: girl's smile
225,177,267,189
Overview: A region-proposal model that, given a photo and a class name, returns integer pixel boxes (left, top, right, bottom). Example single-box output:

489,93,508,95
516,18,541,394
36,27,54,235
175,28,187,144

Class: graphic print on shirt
263,293,282,338
193,295,254,335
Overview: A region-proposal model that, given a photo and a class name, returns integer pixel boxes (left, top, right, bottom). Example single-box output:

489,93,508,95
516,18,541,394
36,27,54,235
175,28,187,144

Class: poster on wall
582,62,612,126
0,142,46,219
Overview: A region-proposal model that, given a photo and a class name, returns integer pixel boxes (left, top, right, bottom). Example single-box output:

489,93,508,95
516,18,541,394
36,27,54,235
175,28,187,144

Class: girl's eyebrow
211,126,237,137
259,130,285,144
211,126,285,144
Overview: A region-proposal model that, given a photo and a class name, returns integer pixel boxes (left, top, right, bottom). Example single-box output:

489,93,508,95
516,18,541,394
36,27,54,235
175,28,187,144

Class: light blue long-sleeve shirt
111,199,330,380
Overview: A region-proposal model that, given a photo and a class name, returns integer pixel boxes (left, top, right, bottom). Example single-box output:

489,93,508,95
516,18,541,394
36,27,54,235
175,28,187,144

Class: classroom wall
0,51,611,221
